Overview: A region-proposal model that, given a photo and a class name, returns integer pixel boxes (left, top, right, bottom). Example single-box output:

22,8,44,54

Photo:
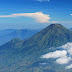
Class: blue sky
0,0,72,30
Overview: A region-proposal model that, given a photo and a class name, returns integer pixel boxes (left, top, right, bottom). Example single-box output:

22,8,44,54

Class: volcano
0,24,72,72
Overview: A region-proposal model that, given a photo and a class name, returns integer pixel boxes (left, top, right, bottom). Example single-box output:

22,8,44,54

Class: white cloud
41,50,67,59
56,56,71,64
66,64,72,69
41,43,72,69
39,62,47,65
70,14,72,15
0,12,51,23
60,43,72,49
67,48,72,55
60,43,72,55
37,0,50,2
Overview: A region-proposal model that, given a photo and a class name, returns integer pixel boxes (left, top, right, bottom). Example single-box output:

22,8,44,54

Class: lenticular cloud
0,12,51,23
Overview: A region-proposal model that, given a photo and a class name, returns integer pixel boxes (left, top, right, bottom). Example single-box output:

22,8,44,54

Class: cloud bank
56,56,71,64
60,43,72,55
66,64,72,69
37,0,50,2
41,50,71,64
61,43,72,49
41,50,67,59
0,12,51,23
41,42,72,69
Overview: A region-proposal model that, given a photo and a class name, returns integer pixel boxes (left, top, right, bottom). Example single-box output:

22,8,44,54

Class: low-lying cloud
56,56,71,64
66,64,72,69
0,12,51,23
60,43,72,49
41,42,72,69
39,62,47,65
60,43,72,55
41,50,67,59
67,48,72,55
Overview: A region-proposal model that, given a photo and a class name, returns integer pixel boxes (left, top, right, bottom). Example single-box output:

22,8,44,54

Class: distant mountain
9,29,41,39
0,29,16,36
69,28,72,31
0,29,41,46
0,24,72,72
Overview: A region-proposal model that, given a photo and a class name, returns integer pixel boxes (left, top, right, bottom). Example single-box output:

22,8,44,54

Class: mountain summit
21,24,72,48
1,24,72,49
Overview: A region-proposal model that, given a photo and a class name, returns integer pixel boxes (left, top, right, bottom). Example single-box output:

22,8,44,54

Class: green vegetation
0,24,72,72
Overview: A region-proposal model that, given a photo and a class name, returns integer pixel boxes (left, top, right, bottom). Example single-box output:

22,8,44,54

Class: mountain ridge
0,29,40,46
1,24,72,49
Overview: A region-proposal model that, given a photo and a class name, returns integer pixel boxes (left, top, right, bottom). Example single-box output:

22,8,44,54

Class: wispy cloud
0,12,51,23
36,0,50,2
70,14,72,15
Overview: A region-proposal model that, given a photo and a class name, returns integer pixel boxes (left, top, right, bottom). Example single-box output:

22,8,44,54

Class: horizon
0,23,71,30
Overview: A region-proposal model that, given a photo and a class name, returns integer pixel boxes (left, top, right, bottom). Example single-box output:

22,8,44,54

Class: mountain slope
1,24,72,61
1,24,72,53
22,24,72,49
69,28,72,31
0,24,72,72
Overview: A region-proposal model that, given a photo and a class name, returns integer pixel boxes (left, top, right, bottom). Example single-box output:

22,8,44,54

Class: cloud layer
41,42,72,69
41,50,71,64
56,56,71,64
60,43,72,55
66,64,72,69
41,50,67,59
0,12,51,23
